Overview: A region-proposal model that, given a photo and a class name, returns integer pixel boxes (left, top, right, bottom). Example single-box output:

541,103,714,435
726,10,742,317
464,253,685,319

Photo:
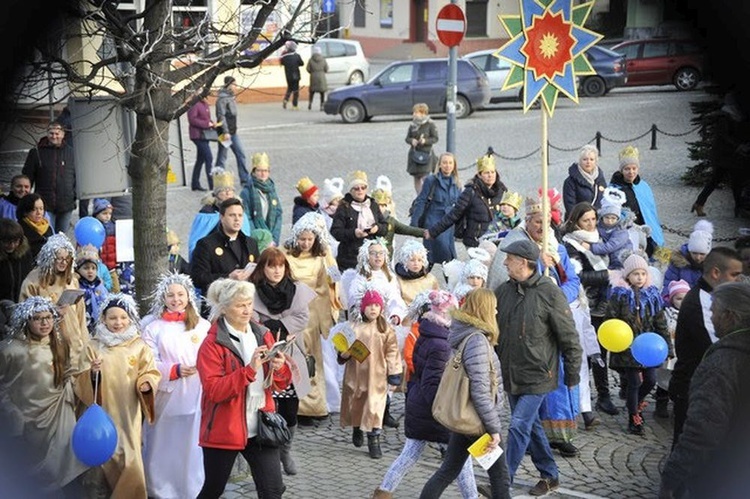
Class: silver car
300,39,370,88
462,49,519,103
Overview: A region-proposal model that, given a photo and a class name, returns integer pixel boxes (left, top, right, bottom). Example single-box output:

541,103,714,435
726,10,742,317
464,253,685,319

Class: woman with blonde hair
409,152,461,267
419,288,511,499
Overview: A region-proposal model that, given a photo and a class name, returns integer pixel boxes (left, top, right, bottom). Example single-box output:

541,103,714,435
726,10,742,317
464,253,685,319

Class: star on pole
495,0,603,116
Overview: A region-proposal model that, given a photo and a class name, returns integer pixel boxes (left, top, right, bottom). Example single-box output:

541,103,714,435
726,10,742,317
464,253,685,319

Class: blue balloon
630,332,669,368
72,404,118,466
74,217,106,248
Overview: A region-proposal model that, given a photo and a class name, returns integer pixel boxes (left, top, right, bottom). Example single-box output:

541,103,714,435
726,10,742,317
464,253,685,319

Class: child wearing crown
292,177,321,224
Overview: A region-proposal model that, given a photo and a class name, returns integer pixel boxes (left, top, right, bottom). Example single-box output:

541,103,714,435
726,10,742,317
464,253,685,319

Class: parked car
463,46,627,100
323,58,491,123
299,39,370,87
462,49,518,103
578,45,628,97
610,38,705,91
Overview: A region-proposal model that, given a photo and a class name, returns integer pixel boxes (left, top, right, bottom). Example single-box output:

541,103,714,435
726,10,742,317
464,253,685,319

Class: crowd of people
2,103,750,499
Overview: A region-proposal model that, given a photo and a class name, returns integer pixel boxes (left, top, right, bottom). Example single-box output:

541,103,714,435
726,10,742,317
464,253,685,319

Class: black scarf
255,276,296,314
394,262,429,280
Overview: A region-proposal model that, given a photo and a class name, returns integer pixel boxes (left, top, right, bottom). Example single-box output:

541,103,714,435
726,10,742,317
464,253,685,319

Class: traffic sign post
436,3,465,155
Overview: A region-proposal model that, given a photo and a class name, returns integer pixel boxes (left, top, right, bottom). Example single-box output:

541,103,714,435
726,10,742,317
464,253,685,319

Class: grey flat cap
501,239,540,261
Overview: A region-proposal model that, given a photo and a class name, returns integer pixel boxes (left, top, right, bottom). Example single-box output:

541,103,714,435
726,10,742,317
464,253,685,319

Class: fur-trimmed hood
0,235,30,261
670,243,700,270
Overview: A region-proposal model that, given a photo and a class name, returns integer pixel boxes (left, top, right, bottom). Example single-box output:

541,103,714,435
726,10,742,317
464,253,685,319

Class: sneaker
550,441,579,457
529,477,560,496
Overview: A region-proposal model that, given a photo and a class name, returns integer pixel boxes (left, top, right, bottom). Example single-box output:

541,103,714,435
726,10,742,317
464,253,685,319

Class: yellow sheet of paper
468,433,504,470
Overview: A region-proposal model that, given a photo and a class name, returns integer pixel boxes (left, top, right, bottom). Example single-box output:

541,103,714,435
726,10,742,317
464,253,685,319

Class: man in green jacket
494,239,582,496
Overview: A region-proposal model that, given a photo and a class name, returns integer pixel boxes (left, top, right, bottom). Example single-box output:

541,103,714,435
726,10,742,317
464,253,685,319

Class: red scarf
162,310,186,322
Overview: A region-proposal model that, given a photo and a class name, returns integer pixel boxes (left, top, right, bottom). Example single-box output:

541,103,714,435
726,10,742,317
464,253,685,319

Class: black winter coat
18,218,53,260
292,196,319,225
562,163,607,216
563,241,609,316
190,227,259,293
280,51,304,83
0,237,34,302
669,278,714,401
429,175,507,248
22,137,76,214
329,194,388,271
404,319,452,443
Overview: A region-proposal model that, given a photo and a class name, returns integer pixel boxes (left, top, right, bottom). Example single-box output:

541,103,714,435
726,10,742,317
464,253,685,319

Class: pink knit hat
622,253,649,278
360,290,384,313
423,289,459,327
667,279,691,304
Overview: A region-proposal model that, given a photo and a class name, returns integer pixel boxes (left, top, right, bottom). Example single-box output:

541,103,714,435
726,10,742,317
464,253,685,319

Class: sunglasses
351,185,367,191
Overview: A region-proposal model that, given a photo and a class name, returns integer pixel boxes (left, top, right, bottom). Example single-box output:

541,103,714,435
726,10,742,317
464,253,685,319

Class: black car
579,45,628,97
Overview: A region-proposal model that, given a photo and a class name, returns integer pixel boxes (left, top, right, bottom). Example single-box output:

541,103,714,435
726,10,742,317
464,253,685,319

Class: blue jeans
419,432,510,499
191,139,213,189
215,134,249,185
50,210,74,234
506,393,558,482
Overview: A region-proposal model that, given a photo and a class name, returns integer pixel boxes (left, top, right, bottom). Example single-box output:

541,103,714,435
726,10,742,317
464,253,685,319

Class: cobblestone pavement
161,86,746,498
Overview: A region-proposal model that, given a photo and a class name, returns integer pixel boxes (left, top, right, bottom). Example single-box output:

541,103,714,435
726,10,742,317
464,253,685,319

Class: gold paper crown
296,177,318,198
252,152,270,169
211,168,235,191
619,145,640,168
166,229,180,247
524,196,542,215
76,243,101,265
476,154,496,173
348,170,368,190
370,188,392,205
500,191,523,211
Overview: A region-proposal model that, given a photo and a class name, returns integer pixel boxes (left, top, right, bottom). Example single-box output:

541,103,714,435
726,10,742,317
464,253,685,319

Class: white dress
141,317,210,499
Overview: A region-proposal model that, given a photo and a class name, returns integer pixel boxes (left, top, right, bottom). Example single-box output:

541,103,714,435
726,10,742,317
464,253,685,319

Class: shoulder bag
431,332,497,436
201,128,219,141
410,147,430,165
408,178,438,228
256,409,292,447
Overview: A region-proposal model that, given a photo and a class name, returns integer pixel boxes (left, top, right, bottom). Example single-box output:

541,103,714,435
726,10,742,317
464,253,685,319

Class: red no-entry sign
436,4,466,47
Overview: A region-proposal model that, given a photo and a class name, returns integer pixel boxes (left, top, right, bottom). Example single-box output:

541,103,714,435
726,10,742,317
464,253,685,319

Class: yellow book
467,433,504,470
348,339,371,363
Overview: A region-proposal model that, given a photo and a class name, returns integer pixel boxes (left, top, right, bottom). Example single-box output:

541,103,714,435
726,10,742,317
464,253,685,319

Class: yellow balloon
597,319,634,353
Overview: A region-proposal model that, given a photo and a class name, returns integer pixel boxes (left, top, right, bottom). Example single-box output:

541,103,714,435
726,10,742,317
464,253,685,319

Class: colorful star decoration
495,0,603,115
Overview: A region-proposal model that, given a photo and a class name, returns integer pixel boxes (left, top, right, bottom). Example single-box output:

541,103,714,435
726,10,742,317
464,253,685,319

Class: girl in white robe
141,273,210,499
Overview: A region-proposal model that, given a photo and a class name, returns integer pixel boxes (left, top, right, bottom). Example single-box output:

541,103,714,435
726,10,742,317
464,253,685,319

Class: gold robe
20,269,89,371
340,321,402,432
75,336,161,499
285,250,339,417
0,335,88,490
396,272,440,306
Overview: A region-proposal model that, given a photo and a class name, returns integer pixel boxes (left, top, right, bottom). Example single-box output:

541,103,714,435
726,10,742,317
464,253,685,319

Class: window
465,0,488,37
417,61,447,82
617,44,640,60
326,42,347,58
458,60,478,79
354,1,366,28
469,55,489,71
382,64,413,85
643,42,669,59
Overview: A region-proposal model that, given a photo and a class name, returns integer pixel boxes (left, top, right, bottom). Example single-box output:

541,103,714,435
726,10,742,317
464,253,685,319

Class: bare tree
21,0,323,310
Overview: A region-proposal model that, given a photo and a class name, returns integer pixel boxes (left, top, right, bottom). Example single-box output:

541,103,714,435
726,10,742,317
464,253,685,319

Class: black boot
279,426,297,475
655,387,670,418
383,397,399,428
352,427,364,448
367,433,382,459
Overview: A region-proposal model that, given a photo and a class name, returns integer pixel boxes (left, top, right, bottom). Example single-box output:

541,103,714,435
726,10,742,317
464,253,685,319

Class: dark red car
611,38,706,91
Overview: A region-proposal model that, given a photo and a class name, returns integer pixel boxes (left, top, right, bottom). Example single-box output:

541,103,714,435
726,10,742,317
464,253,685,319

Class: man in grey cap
494,239,582,496
215,75,249,185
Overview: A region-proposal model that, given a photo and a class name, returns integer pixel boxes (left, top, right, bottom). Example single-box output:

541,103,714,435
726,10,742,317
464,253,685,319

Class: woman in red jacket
196,278,292,499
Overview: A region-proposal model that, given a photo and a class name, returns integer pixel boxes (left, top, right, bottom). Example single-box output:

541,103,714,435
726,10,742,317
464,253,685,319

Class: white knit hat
687,220,713,254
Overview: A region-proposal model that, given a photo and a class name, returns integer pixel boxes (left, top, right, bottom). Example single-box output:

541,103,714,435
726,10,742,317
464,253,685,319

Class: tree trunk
129,113,170,312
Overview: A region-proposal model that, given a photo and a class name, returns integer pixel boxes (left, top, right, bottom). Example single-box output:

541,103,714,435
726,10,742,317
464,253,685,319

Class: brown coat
340,321,402,431
306,53,329,93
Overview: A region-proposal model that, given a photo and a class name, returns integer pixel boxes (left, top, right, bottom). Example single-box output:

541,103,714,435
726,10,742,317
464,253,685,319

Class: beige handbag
432,332,497,436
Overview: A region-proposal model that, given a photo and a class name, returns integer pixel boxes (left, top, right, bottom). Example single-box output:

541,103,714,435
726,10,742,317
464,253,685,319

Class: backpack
453,184,476,240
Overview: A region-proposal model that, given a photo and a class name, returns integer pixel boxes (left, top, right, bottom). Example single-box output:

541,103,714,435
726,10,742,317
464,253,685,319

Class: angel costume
0,333,88,490
76,323,161,499
339,320,402,431
20,233,89,370
141,314,210,498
